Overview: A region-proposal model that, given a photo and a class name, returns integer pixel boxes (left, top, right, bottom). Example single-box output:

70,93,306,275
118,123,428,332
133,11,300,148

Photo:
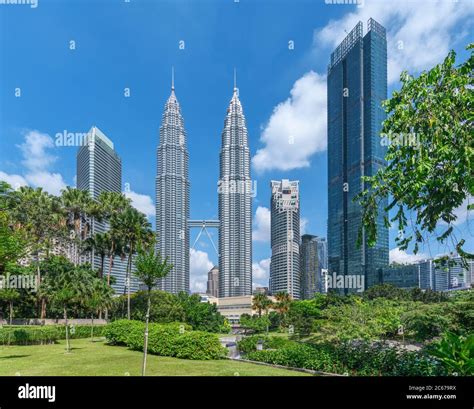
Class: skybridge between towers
188,219,220,256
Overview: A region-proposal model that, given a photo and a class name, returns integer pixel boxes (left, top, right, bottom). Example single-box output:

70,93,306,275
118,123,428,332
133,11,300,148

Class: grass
0,338,310,376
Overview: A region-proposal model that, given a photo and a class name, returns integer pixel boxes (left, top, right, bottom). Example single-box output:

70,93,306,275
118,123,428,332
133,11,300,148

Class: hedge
244,340,446,376
0,324,106,346
104,319,225,360
237,335,294,354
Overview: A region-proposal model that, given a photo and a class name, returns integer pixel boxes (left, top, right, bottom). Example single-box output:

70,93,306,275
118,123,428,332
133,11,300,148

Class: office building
327,18,389,293
155,77,190,294
269,179,300,299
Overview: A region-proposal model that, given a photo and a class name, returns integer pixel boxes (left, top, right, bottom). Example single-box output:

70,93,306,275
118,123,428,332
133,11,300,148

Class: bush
244,339,445,376
237,335,293,354
0,324,107,345
104,320,225,360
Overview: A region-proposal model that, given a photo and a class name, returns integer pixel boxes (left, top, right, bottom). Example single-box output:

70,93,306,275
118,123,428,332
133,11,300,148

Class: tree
47,262,95,352
177,292,226,333
134,247,172,376
356,44,473,261
274,292,292,328
252,293,272,318
112,207,153,320
82,233,110,278
85,277,114,341
0,288,20,325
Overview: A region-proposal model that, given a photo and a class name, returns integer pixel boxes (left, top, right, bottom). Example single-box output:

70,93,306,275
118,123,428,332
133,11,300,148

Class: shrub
0,324,107,345
245,340,445,376
104,319,224,360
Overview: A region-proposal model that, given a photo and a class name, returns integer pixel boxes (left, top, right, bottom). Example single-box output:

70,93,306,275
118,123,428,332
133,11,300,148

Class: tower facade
155,82,190,294
300,234,327,299
218,86,252,297
77,126,133,293
269,179,300,299
327,18,389,293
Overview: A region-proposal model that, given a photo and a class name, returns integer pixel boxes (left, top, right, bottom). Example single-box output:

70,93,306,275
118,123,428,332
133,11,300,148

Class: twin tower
155,77,252,297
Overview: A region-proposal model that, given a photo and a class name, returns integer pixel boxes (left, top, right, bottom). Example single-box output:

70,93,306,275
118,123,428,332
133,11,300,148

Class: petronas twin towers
155,74,252,297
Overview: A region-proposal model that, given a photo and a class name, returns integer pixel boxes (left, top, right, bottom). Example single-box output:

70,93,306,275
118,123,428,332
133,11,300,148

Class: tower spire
233,68,237,92
171,66,175,91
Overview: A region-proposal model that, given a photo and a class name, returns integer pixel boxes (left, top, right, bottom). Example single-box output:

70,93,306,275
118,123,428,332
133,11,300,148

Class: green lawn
0,338,309,376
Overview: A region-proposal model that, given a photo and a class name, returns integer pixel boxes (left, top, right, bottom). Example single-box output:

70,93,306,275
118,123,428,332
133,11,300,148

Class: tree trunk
142,292,151,376
9,301,13,325
107,243,115,286
64,307,70,352
91,314,94,342
127,247,133,320
40,298,46,320
100,255,105,278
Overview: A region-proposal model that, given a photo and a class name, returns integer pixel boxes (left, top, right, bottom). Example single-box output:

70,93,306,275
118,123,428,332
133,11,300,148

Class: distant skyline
1,0,473,292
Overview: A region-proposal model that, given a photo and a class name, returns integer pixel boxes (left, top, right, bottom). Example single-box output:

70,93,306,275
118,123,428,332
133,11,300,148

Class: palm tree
112,207,153,320
96,192,132,286
60,187,93,265
86,277,114,340
134,246,173,376
49,264,95,352
274,291,292,329
252,293,272,318
82,233,109,278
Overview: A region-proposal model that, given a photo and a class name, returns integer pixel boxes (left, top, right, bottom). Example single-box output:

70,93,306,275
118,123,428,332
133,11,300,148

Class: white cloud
252,71,327,172
124,190,155,218
0,171,27,190
252,258,270,283
1,130,68,195
253,206,271,242
389,248,428,265
25,171,66,196
300,217,309,235
314,0,474,84
190,248,214,293
18,130,57,172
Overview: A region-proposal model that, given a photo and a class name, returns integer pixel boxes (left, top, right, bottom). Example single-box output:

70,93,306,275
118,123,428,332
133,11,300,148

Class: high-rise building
327,18,389,293
218,84,252,297
269,179,300,299
155,77,190,294
206,266,219,298
77,126,133,293
300,234,328,299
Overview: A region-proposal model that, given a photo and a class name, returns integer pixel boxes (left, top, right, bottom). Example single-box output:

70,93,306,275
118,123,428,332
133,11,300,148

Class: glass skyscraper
77,126,136,293
155,80,190,294
269,179,300,299
300,235,328,299
327,18,389,293
218,86,252,297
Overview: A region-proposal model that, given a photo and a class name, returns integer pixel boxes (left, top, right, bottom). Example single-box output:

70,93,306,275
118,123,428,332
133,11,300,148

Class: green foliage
124,291,186,323
245,340,445,376
356,44,474,259
134,247,172,291
401,304,454,341
313,298,403,342
237,335,293,354
287,300,321,338
104,319,225,360
427,332,474,375
240,314,270,334
0,325,106,345
177,292,227,333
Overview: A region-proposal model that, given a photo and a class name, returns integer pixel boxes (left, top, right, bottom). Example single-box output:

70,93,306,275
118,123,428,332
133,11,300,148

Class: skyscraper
155,75,190,294
206,266,219,298
77,126,133,293
300,234,327,299
327,18,389,293
218,84,252,297
269,179,300,299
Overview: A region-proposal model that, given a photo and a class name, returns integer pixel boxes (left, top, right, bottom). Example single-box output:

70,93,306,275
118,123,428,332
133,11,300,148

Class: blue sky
0,0,472,292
